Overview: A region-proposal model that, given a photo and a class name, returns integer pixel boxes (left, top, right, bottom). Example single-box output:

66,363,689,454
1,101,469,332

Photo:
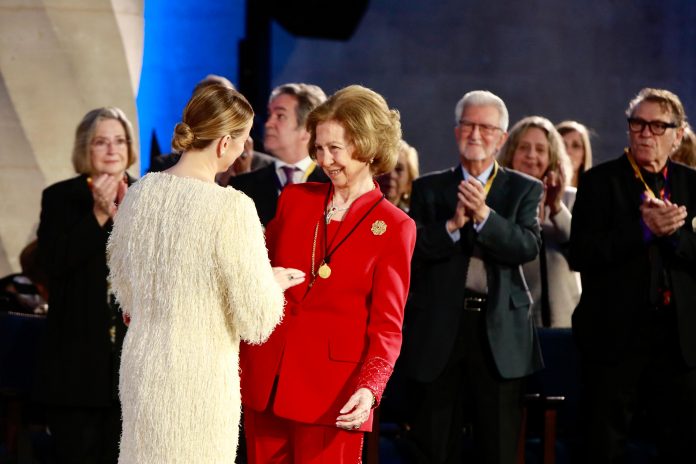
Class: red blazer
240,182,415,431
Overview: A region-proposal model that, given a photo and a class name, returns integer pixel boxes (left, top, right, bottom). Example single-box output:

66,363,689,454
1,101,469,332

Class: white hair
454,90,509,131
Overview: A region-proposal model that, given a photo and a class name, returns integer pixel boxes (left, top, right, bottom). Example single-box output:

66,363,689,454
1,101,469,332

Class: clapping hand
91,174,128,224
543,169,564,217
640,197,687,237
446,181,470,233
460,177,490,224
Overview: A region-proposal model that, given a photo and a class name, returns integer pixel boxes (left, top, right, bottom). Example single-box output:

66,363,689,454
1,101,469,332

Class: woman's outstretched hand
273,267,306,290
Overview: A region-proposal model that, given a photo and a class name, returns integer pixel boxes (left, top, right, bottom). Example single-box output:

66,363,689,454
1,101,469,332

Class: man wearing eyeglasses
570,88,696,462
400,90,544,463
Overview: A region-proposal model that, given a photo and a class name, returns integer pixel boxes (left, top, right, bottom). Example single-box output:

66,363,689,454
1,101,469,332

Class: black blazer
230,162,329,226
36,174,129,407
401,165,544,382
570,155,696,366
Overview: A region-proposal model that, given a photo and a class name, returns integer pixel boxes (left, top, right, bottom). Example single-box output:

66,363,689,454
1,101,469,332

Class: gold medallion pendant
318,262,332,279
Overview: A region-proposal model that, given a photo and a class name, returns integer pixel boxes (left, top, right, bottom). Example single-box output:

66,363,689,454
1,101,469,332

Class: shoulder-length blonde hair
72,107,137,175
306,85,402,177
499,115,572,184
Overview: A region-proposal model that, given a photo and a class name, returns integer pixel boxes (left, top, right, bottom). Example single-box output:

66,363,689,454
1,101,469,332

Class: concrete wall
0,0,143,274
270,0,696,173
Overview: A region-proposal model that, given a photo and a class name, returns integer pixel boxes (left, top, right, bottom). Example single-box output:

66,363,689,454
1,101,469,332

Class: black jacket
36,174,129,407
570,155,696,365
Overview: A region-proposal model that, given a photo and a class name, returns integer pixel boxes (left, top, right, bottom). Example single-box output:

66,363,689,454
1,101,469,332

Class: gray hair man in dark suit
400,90,544,464
570,87,696,463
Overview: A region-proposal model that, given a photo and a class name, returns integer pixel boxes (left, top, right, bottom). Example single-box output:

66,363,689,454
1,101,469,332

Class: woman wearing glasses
36,107,136,462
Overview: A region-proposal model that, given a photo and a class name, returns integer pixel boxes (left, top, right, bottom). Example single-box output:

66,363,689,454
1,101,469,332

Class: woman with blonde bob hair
498,115,580,328
556,120,593,187
240,85,416,463
307,84,403,175
108,84,301,462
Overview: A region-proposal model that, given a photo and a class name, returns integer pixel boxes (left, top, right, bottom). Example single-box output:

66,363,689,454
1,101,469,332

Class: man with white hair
400,90,544,463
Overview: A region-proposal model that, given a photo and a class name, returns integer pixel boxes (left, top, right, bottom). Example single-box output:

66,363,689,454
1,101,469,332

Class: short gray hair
454,90,509,131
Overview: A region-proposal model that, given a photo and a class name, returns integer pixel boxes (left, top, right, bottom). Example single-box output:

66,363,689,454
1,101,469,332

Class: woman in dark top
37,107,136,463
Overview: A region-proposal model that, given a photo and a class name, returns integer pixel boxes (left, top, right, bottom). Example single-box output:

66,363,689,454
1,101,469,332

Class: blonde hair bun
172,122,195,152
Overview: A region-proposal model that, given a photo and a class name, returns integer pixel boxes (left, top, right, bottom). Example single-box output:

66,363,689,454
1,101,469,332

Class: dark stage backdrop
269,0,696,174
137,0,696,175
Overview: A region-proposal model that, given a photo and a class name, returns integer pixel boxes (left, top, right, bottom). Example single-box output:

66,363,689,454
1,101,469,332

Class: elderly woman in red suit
240,85,416,463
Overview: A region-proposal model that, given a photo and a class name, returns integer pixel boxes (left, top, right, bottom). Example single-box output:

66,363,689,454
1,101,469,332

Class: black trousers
410,310,525,464
47,403,121,464
581,309,696,463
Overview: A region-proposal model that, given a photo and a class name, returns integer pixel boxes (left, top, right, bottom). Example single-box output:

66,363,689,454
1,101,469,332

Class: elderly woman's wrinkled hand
335,387,374,431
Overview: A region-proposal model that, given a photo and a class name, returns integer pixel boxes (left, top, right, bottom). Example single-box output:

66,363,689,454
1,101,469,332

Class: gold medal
318,262,332,279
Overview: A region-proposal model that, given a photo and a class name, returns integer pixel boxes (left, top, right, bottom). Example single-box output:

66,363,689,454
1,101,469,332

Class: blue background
136,0,246,173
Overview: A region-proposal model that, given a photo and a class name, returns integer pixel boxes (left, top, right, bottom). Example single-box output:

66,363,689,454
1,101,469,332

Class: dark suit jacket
401,165,544,382
36,174,129,407
569,155,696,366
230,161,329,226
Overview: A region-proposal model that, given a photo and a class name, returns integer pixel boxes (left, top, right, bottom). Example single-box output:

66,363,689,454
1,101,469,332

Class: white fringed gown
107,172,284,463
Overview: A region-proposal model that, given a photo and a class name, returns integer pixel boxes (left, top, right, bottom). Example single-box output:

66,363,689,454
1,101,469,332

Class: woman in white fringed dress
107,84,304,463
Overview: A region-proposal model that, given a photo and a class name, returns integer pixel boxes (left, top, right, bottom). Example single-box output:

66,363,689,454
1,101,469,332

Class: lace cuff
355,357,394,407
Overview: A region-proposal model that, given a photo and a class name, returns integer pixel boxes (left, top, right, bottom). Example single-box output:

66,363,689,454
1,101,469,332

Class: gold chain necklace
310,220,331,288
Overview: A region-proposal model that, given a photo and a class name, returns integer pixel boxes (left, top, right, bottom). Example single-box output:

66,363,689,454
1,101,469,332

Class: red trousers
244,407,364,463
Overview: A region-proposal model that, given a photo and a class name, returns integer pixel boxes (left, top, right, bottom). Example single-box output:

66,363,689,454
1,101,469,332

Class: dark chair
0,311,47,458
519,328,582,464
